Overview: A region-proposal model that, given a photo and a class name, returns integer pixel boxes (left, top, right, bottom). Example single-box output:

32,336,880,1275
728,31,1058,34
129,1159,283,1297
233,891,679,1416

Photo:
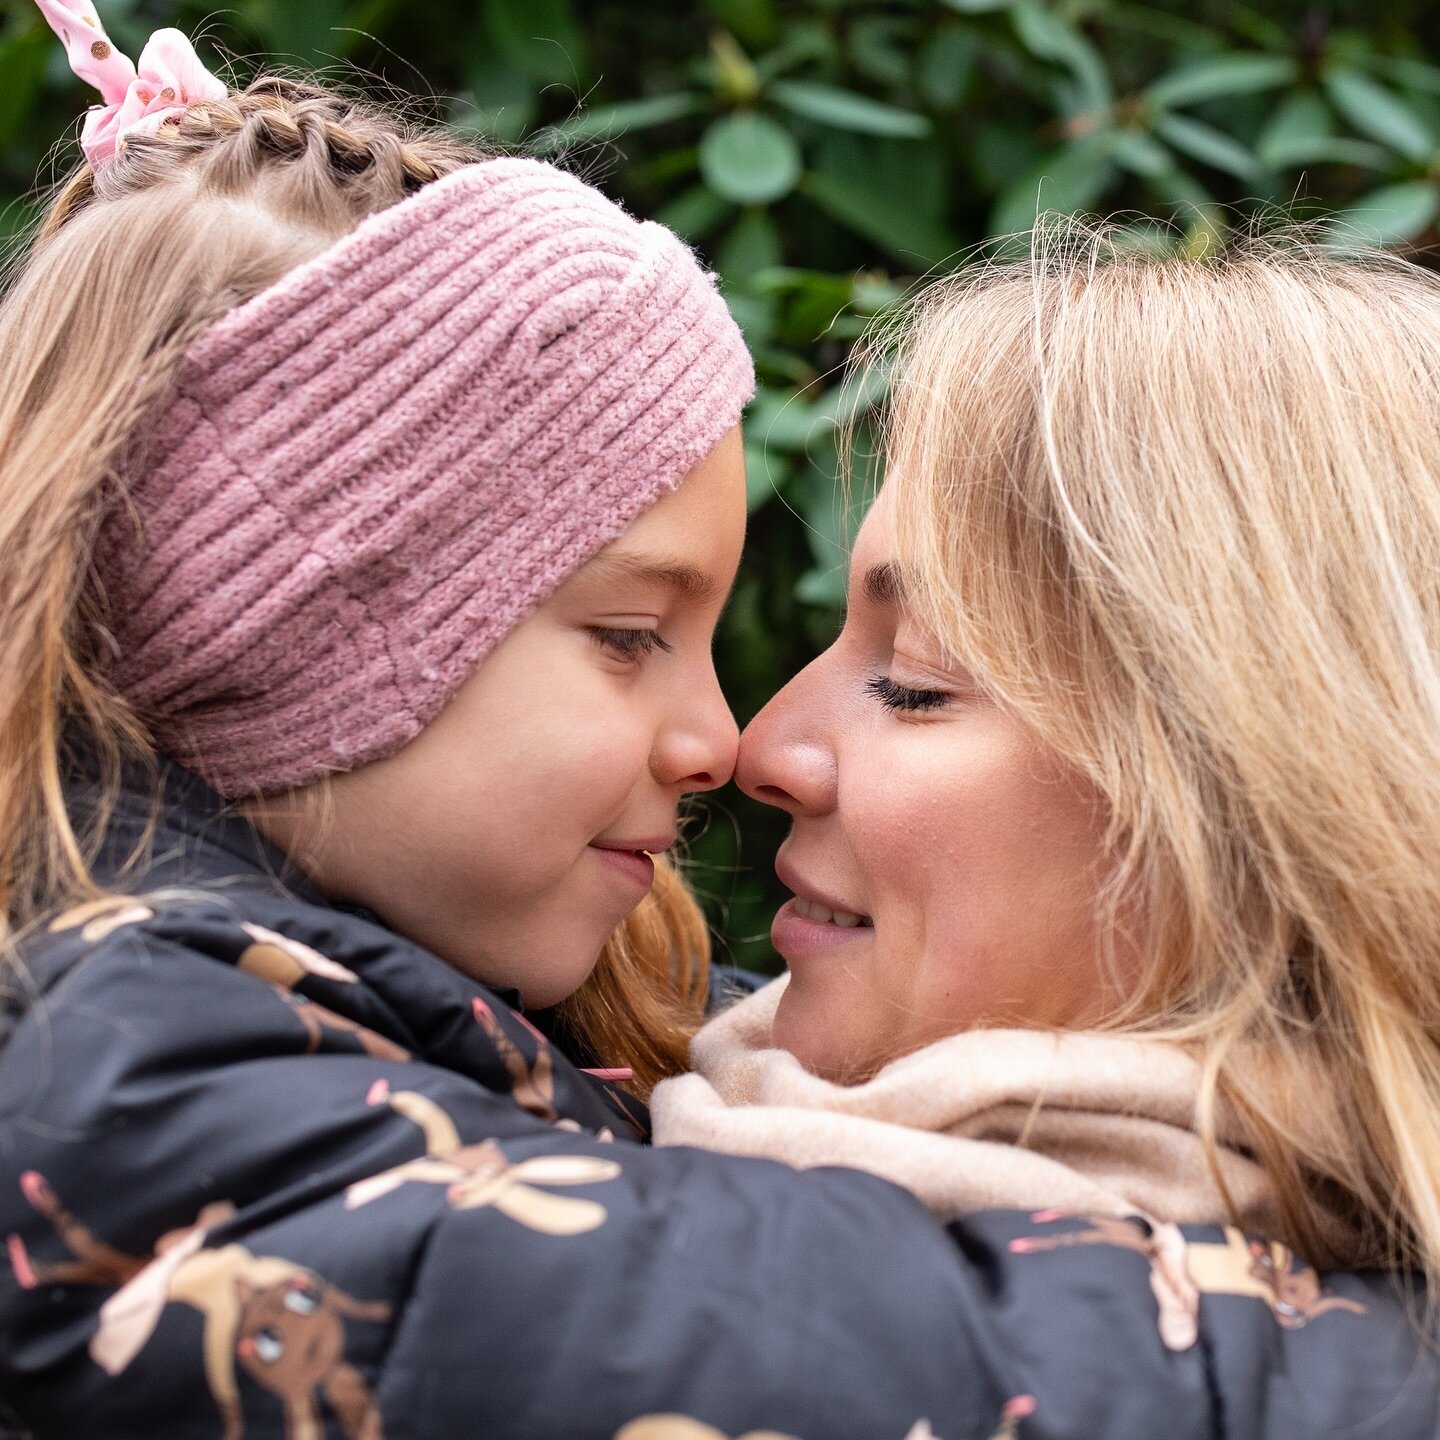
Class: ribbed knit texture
95,158,755,796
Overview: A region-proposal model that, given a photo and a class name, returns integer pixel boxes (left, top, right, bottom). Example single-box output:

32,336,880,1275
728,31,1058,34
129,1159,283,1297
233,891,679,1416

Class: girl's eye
865,674,951,714
590,627,673,662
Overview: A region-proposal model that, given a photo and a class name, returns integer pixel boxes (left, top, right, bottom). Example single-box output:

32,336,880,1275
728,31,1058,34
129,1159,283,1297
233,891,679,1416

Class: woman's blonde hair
0,75,708,1095
879,219,1440,1275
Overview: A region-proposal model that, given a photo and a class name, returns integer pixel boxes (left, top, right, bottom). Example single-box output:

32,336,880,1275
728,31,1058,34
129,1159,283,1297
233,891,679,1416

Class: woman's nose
653,664,739,793
735,661,838,816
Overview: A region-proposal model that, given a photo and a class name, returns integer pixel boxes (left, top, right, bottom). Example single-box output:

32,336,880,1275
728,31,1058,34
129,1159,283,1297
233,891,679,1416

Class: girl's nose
735,660,838,817
653,665,739,793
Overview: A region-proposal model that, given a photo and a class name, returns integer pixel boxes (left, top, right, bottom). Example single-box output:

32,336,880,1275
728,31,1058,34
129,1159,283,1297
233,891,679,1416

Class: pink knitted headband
93,158,754,796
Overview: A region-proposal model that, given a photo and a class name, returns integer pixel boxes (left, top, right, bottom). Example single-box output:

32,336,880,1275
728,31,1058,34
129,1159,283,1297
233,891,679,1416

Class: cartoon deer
8,1172,390,1440
470,995,558,1122
347,1080,620,1233
1009,1210,1366,1349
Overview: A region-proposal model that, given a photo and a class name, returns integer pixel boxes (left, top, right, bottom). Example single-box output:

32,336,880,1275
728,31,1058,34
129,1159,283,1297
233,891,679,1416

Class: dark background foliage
3,0,1438,968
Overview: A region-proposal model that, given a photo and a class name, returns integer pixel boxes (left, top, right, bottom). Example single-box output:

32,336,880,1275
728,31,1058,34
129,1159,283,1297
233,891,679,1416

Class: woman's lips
772,897,874,960
772,854,872,952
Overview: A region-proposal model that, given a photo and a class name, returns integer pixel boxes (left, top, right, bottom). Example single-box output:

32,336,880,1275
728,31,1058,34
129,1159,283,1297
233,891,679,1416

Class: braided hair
45,76,486,237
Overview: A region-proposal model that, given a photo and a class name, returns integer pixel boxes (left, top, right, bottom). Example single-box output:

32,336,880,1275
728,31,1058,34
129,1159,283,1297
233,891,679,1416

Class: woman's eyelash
590,626,674,660
865,674,951,713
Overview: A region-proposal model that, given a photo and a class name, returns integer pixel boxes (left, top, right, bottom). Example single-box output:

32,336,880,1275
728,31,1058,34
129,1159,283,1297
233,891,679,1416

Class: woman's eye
590,626,674,661
865,674,951,714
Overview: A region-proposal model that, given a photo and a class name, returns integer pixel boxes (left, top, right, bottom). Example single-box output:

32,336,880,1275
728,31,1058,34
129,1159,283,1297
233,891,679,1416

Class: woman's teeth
793,896,872,928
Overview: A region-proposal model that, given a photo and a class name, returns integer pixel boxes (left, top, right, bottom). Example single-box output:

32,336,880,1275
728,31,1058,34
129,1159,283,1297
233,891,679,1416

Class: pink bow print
33,0,227,168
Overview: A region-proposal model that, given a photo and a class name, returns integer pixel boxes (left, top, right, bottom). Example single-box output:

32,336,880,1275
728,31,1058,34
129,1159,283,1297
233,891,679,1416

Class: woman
655,223,1440,1363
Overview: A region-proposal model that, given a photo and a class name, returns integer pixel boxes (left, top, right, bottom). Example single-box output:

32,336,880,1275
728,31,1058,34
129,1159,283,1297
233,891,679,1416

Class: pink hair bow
34,0,227,168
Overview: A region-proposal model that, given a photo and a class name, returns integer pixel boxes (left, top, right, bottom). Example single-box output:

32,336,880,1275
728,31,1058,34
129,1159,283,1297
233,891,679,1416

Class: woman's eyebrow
862,562,903,607
591,552,720,601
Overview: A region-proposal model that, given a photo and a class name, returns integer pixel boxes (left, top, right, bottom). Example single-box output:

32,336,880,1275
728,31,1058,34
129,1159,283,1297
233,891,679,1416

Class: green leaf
1146,53,1298,109
791,437,873,608
461,20,539,142
743,442,790,512
939,0,1013,12
752,21,834,84
0,27,49,150
0,197,38,268
530,92,705,151
1011,0,1111,113
1324,67,1435,164
717,209,783,280
1379,57,1440,98
769,80,930,139
453,62,536,146
1152,113,1258,180
800,172,957,268
247,0,347,60
1150,166,1218,220
990,138,1115,237
1256,92,1334,169
1260,136,1388,170
972,121,1042,192
705,0,780,50
723,288,777,349
1327,180,1440,246
747,386,827,451
918,26,980,110
1107,129,1172,178
699,112,803,204
486,0,586,85
813,131,948,225
654,185,734,243
848,17,913,88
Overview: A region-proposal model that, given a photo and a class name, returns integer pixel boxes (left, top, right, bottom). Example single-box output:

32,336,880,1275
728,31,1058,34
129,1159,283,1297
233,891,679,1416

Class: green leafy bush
5,0,1439,965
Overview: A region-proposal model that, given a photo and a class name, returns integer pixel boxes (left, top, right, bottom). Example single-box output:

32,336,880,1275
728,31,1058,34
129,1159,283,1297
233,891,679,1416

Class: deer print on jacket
346,1079,620,1232
470,995,559,1122
1010,1210,1367,1350
235,923,413,1064
7,1172,390,1440
50,902,412,1067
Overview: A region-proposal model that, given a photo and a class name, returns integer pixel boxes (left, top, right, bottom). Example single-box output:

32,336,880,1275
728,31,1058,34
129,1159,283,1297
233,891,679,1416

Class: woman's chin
771,979,874,1084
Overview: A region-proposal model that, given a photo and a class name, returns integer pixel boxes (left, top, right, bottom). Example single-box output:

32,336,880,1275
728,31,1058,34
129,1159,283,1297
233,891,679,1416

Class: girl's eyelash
865,674,951,713
590,626,673,660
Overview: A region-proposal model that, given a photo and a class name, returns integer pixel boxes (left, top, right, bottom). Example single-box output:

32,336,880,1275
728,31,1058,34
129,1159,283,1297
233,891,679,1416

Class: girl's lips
771,897,874,961
588,845,655,893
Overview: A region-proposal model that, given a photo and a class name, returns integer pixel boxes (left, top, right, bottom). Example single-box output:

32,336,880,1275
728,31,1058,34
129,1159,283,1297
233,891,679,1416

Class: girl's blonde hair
880,219,1440,1276
0,76,708,1095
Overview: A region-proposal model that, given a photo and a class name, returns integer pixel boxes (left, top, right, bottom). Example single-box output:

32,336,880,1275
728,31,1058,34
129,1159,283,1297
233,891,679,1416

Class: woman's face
261,428,746,1008
736,484,1127,1081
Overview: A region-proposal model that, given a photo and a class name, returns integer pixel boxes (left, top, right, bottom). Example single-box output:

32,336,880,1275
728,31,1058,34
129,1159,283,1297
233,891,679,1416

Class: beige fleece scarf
652,977,1357,1254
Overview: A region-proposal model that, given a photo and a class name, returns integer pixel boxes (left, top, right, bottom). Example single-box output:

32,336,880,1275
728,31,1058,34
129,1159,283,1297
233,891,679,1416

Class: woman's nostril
754,784,794,806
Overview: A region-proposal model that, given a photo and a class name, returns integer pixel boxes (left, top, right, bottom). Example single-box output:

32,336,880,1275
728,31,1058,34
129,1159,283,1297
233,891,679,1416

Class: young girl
7,0,753,1099
653,223,1440,1320
2,7,1435,1439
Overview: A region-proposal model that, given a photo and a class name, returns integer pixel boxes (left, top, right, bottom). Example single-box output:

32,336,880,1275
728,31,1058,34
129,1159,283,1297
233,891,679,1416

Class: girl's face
736,484,1129,1081
264,429,746,1008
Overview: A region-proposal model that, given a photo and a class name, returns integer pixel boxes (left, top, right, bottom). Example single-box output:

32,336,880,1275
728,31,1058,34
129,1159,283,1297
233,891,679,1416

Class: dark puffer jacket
0,760,1431,1440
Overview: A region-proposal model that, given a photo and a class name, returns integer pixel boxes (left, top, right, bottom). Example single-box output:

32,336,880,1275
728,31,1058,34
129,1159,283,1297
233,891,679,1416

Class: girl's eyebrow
591,552,720,602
